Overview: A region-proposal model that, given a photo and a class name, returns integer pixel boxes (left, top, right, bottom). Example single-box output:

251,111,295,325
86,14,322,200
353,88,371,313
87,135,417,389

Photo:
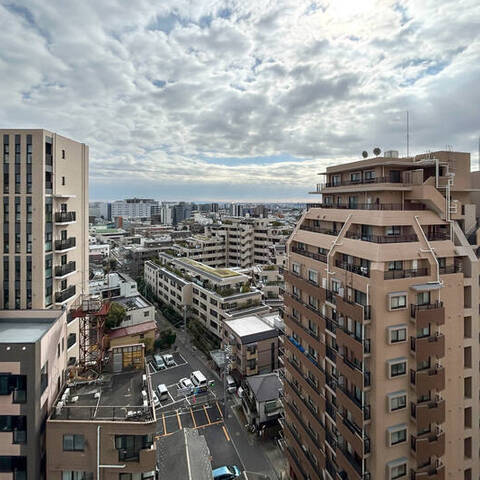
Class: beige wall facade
0,129,89,364
283,151,479,480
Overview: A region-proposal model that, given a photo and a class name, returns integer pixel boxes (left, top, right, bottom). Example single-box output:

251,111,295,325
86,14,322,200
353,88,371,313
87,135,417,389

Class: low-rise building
108,320,157,350
144,254,269,337
46,344,157,480
241,373,283,427
0,309,68,480
89,272,139,299
222,313,280,377
113,294,156,328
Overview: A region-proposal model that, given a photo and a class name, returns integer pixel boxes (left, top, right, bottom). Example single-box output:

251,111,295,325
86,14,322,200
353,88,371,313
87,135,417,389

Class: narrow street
154,308,286,479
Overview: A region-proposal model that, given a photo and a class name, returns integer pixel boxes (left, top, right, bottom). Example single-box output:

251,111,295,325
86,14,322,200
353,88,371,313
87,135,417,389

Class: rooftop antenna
406,111,410,157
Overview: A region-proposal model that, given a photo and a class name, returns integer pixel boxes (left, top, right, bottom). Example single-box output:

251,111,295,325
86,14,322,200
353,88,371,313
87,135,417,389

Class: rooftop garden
180,258,240,278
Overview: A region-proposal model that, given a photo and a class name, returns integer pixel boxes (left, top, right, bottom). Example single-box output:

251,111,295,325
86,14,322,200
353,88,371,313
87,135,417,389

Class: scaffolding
70,295,111,374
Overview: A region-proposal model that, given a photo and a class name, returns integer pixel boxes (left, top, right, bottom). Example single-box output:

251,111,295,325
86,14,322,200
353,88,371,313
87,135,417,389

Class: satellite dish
362,151,368,158
373,147,381,156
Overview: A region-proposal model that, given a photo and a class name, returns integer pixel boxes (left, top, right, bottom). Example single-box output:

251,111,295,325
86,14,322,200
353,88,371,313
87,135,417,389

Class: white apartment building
172,235,226,267
208,217,291,267
111,198,158,219
144,254,269,337
0,129,89,364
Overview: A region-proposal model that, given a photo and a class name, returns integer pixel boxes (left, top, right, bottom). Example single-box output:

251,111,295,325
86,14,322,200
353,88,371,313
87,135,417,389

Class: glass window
63,434,85,451
389,326,407,343
390,426,407,445
391,463,407,479
390,295,406,310
388,391,407,411
389,359,407,378
416,291,430,306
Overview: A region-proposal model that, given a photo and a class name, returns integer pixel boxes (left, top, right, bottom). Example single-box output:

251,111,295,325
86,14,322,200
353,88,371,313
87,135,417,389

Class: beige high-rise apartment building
282,150,480,480
0,129,89,364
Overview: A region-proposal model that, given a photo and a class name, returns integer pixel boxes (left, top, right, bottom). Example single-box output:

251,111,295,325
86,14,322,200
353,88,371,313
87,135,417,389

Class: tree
106,302,126,330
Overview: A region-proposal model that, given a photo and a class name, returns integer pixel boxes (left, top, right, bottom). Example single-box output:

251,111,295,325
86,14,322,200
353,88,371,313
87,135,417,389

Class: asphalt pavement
153,308,285,479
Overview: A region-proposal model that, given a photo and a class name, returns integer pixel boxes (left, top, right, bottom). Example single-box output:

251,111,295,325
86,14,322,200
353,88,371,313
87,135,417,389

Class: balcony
54,261,76,279
299,224,341,236
410,463,445,480
410,302,445,329
410,430,445,465
283,395,323,451
337,356,365,390
336,384,370,427
410,398,445,431
336,327,367,359
336,295,371,323
336,443,363,480
291,246,327,264
320,176,404,189
55,285,76,304
306,202,425,211
55,237,76,252
410,366,445,396
345,231,418,244
335,260,369,277
410,334,445,362
55,211,76,224
285,445,308,480
384,268,429,280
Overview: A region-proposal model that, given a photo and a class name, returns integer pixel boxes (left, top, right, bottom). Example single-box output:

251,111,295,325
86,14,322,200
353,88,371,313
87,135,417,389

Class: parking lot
150,349,243,471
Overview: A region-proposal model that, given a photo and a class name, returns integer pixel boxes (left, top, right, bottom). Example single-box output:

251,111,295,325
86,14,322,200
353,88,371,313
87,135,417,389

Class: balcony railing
325,401,336,422
425,231,450,241
299,224,341,236
55,285,76,303
54,261,76,277
321,176,404,188
439,263,462,274
345,231,418,243
384,268,429,280
291,246,327,263
335,260,370,278
410,301,444,318
306,202,426,211
55,211,76,223
55,237,76,251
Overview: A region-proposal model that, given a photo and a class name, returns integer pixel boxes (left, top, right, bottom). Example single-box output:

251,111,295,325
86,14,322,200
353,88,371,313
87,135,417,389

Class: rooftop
50,361,155,423
115,294,152,311
109,320,157,339
246,373,282,402
0,310,63,343
224,314,277,343
180,258,240,278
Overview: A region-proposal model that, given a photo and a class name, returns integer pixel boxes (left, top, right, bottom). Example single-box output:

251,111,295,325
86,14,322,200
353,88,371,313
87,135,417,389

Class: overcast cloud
1,0,479,201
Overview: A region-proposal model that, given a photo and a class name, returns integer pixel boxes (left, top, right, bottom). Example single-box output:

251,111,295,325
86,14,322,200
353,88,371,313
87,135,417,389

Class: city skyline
2,1,480,201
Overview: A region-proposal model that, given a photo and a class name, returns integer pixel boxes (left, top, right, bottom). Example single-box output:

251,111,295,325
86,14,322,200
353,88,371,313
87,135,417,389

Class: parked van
226,375,236,394
157,383,168,401
190,370,207,392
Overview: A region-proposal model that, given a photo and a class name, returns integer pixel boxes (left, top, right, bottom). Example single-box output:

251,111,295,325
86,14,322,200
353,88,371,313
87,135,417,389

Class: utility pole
223,344,232,417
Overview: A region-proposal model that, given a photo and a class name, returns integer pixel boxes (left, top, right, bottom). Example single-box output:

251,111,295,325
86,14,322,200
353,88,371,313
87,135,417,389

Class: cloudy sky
1,0,480,202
